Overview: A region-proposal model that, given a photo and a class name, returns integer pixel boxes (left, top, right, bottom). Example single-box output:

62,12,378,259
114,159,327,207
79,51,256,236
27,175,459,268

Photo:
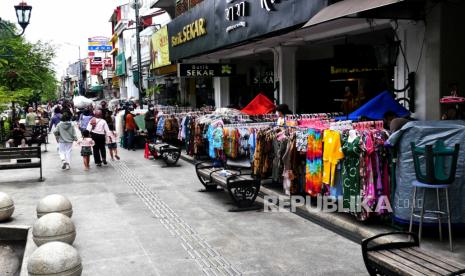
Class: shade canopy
343,90,410,120
303,0,403,28
241,93,275,115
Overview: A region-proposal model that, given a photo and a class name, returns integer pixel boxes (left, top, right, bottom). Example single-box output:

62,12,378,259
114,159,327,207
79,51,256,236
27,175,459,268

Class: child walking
78,130,95,170
106,124,120,161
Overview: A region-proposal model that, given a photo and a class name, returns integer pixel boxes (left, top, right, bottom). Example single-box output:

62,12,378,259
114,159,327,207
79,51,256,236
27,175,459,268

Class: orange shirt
125,114,137,130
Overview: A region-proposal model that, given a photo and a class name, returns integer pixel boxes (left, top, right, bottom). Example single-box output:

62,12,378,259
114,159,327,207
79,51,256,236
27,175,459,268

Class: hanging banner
178,63,236,77
150,26,171,69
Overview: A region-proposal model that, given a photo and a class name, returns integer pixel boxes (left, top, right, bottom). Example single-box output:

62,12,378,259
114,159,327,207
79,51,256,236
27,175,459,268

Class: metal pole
134,0,144,106
78,46,82,96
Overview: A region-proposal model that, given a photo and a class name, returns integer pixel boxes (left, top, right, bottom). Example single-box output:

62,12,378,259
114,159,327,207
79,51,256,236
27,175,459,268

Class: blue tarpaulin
339,91,410,120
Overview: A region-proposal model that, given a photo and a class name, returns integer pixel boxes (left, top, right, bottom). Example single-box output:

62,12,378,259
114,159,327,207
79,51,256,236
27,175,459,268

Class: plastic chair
409,140,460,251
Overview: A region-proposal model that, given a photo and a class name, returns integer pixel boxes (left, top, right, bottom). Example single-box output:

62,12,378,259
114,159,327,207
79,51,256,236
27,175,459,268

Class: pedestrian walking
53,112,77,170
49,107,62,132
77,130,95,171
79,108,93,133
87,110,110,166
106,124,120,161
125,108,138,151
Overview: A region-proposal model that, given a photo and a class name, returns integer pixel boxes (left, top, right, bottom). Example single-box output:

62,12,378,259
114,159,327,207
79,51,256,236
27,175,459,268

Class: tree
0,21,58,112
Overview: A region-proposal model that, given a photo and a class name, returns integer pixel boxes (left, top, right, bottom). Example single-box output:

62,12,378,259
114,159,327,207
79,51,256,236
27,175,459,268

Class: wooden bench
0,147,43,181
362,232,465,276
24,126,48,152
147,143,181,166
195,159,261,211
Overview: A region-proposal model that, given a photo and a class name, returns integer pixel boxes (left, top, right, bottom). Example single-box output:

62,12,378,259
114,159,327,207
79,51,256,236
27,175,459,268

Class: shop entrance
229,52,274,109
296,29,395,115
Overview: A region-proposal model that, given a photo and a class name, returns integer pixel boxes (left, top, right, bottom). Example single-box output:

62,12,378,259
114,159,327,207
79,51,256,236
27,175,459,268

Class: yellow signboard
151,26,171,69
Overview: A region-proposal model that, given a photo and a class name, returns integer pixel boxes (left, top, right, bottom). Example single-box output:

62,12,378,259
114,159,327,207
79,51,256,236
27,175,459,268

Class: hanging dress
342,135,362,210
305,129,323,196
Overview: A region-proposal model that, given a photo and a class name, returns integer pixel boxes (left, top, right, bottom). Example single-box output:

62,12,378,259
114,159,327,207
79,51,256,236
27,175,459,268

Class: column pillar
274,46,297,113
423,2,441,120
214,77,230,108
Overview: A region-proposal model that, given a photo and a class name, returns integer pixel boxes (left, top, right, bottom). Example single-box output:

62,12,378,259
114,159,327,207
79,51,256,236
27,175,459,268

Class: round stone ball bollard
32,213,76,246
27,241,82,276
0,192,14,222
37,194,73,218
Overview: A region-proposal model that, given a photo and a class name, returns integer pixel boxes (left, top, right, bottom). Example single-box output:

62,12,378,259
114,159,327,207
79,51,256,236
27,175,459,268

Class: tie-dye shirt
306,129,323,196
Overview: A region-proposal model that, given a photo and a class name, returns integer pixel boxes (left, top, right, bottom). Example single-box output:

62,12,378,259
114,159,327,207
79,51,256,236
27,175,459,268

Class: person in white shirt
87,110,110,167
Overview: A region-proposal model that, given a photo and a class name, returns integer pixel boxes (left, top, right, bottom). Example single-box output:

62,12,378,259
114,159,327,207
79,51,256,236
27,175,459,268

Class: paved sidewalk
1,138,367,275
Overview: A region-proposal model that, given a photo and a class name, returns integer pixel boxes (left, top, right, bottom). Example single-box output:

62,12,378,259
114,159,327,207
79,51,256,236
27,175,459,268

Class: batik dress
342,135,363,210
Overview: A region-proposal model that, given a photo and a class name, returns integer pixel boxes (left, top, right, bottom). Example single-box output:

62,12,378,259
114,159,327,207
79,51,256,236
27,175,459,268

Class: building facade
156,0,465,120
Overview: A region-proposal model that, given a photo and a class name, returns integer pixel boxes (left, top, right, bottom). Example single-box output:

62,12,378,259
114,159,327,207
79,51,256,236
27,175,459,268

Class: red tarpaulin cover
241,93,275,115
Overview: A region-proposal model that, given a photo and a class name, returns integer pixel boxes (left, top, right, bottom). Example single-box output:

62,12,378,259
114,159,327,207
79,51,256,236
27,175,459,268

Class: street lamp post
131,0,144,105
0,1,32,37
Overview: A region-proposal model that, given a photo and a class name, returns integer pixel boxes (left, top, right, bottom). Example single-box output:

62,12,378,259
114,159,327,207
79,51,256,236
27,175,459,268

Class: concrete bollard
32,213,76,246
36,194,73,218
27,241,82,276
0,192,14,222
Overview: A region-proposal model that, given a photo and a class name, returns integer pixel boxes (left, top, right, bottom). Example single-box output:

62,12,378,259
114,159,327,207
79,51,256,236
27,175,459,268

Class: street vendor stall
387,121,465,225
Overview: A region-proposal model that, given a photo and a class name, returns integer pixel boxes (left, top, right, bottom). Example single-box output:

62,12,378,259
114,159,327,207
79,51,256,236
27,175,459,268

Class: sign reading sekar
171,18,207,47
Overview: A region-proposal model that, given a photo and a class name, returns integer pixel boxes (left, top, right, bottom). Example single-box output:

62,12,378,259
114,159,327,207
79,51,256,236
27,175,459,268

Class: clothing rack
223,122,274,128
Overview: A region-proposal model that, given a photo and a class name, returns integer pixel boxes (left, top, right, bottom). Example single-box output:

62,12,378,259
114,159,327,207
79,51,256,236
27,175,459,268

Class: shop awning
303,0,404,28
89,85,104,93
241,93,275,115
339,90,410,120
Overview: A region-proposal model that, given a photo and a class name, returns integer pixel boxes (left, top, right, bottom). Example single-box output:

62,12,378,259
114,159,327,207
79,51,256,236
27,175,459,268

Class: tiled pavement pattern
112,160,242,276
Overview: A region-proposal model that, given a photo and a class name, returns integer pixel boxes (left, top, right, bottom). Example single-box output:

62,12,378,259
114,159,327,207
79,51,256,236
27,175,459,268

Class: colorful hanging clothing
305,129,323,196
322,130,344,186
342,135,363,210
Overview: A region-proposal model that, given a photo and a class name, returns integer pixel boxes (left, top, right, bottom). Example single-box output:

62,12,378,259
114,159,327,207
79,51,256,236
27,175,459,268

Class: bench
362,232,465,276
195,159,261,211
0,147,43,181
24,126,48,152
147,143,181,166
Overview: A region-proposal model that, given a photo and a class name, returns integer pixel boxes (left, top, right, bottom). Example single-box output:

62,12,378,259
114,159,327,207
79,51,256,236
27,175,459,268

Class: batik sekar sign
151,26,171,69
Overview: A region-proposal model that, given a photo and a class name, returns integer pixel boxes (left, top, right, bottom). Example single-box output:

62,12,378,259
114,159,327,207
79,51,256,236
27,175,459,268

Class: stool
409,140,460,251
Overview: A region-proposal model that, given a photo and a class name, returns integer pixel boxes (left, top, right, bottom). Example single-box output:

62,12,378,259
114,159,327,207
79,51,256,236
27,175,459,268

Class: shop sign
116,52,126,76
178,63,236,77
171,18,207,47
260,0,285,12
225,1,248,33
330,66,384,75
151,26,171,69
253,71,274,84
88,36,112,52
168,0,326,61
154,64,177,76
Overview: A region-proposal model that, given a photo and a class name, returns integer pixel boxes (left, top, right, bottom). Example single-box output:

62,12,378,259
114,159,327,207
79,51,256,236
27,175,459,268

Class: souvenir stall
249,116,391,220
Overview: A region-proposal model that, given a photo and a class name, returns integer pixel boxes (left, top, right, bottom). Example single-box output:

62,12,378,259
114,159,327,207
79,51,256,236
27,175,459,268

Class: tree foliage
0,21,58,107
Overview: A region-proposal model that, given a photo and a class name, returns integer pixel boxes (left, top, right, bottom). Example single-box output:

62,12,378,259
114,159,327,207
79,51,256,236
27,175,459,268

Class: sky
0,0,128,79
